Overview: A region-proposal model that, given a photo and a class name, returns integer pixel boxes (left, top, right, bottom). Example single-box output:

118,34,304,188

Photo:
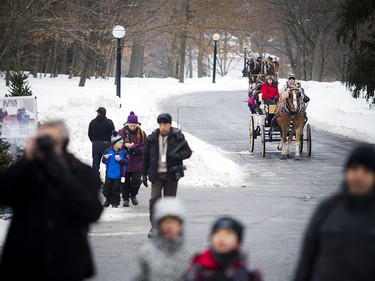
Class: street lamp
212,33,220,83
112,25,126,99
242,47,247,77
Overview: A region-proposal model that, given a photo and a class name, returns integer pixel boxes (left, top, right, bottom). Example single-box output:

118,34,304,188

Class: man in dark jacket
142,113,192,238
294,144,375,281
0,120,103,281
88,107,115,180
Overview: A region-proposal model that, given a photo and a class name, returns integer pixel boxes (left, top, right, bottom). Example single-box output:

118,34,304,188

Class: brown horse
276,86,305,159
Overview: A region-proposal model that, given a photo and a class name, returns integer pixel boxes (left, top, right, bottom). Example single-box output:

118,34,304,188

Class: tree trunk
128,39,145,78
311,31,324,81
60,46,68,75
197,33,203,78
178,0,189,83
50,39,59,78
78,48,94,87
169,33,178,78
188,44,193,78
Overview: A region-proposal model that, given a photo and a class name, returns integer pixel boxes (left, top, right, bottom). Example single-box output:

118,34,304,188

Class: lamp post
242,47,247,77
112,25,126,99
212,33,220,83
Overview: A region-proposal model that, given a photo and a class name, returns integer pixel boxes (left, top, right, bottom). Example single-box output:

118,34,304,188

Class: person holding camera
0,120,103,281
142,113,192,239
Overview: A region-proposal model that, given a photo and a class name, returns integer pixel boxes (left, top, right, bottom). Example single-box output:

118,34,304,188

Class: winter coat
102,147,129,179
186,249,262,281
118,126,147,172
133,197,190,281
293,186,375,281
0,153,103,281
132,237,191,281
261,83,279,101
142,128,192,182
88,114,115,142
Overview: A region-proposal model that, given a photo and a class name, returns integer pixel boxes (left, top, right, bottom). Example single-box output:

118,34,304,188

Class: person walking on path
0,120,103,281
102,131,129,208
132,197,191,281
118,111,147,207
88,107,115,181
186,216,263,281
293,144,375,281
142,113,192,238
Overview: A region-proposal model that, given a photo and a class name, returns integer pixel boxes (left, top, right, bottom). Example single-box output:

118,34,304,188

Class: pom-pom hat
126,111,139,124
111,130,123,145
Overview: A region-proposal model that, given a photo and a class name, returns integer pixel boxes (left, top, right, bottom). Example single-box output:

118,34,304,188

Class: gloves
129,147,141,155
141,175,148,187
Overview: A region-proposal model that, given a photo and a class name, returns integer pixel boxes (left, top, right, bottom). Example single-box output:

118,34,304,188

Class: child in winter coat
132,197,191,281
186,216,262,281
102,131,129,208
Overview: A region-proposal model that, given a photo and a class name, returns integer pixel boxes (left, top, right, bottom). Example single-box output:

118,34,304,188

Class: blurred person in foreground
0,120,103,281
132,197,191,281
294,144,375,281
186,216,262,281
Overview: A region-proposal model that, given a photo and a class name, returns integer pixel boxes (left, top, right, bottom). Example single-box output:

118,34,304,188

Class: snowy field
1,73,374,245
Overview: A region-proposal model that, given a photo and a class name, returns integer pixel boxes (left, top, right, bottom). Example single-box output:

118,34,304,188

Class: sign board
0,96,38,153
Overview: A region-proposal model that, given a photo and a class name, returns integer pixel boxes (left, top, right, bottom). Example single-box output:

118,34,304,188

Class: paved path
89,91,359,281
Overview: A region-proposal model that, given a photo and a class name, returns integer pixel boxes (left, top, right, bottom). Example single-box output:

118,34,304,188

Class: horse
275,86,305,160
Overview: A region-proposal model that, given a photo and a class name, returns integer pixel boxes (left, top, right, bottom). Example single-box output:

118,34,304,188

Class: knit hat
126,111,138,124
153,197,186,224
111,130,123,145
96,107,106,115
211,216,244,243
157,113,172,124
345,145,375,172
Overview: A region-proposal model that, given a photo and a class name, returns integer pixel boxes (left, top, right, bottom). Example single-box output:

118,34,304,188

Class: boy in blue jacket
102,131,129,208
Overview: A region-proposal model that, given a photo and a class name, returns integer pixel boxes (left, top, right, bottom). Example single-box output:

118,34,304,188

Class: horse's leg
294,116,303,160
281,125,290,159
287,127,294,158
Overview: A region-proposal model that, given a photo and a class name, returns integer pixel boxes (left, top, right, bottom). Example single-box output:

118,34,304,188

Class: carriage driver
282,74,310,104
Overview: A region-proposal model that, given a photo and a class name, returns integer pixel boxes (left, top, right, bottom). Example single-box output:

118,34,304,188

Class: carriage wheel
261,125,266,157
306,124,312,156
249,116,255,152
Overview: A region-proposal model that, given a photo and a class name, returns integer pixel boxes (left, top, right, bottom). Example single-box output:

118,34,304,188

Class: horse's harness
275,88,305,119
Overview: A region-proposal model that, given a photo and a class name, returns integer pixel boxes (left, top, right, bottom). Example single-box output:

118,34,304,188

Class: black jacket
0,153,103,281
294,186,375,281
142,128,192,182
88,114,115,142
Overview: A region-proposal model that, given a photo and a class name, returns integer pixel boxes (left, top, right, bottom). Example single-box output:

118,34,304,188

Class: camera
36,135,56,155
171,165,187,180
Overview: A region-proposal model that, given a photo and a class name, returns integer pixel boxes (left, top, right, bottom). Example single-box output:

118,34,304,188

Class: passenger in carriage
248,81,263,114
282,74,310,103
261,76,279,105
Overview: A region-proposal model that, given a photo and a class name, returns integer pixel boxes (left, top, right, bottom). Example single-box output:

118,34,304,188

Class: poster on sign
0,96,38,153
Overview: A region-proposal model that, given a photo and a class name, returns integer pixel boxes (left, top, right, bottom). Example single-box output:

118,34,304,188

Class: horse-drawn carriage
249,86,312,159
246,56,279,86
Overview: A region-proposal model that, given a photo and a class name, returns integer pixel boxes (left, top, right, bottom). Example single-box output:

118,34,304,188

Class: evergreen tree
336,0,375,103
7,70,33,97
0,127,12,175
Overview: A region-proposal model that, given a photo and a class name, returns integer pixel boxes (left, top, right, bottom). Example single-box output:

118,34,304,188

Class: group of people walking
88,108,192,239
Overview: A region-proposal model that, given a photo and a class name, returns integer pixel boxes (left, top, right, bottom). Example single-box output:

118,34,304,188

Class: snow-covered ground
1,73,374,245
